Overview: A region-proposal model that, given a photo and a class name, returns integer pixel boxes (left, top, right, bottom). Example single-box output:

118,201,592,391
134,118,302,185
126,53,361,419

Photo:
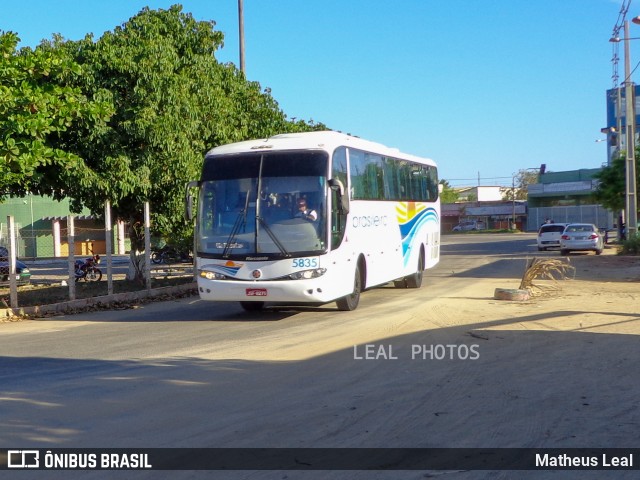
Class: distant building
442,185,526,231
604,86,640,165
454,186,502,202
444,169,613,232
526,168,613,230
0,195,127,258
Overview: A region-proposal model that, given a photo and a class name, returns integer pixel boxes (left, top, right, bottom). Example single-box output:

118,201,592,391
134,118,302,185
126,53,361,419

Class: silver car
452,220,485,231
560,223,604,255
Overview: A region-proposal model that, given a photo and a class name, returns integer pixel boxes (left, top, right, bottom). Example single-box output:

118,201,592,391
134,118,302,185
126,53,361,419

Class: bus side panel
340,201,439,288
342,201,404,288
396,201,440,275
424,227,441,270
320,251,362,301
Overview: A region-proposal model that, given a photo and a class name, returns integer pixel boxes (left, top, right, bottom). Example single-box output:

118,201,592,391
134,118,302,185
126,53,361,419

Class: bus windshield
197,151,327,259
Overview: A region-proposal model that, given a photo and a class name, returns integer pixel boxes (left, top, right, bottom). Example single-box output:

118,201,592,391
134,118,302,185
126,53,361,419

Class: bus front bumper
196,277,338,304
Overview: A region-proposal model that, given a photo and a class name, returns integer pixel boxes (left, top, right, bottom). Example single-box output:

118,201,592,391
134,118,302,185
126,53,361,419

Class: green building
526,169,613,230
0,195,127,258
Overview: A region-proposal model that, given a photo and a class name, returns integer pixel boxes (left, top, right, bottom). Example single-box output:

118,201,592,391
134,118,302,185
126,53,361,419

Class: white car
536,223,568,251
452,220,485,232
560,223,604,255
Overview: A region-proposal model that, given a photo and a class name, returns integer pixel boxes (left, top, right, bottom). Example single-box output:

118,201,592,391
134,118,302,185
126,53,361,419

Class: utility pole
238,0,246,74
511,175,516,231
624,20,638,237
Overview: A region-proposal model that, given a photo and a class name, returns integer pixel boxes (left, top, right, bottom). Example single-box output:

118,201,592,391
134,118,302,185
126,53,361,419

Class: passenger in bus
295,198,317,222
263,193,290,223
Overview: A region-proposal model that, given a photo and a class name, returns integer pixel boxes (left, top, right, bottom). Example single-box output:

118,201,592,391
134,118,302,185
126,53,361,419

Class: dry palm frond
519,257,575,295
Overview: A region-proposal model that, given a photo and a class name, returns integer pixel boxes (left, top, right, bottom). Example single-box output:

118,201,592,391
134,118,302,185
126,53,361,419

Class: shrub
619,233,640,255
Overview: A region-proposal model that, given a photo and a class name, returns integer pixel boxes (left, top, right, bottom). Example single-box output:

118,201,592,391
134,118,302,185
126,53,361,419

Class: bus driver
295,198,317,222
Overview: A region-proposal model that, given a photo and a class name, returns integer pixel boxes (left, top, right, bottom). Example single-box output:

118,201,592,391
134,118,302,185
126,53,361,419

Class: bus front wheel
336,264,362,311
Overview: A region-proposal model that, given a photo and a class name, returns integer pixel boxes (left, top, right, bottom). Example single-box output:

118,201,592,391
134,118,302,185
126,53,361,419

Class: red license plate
246,288,268,297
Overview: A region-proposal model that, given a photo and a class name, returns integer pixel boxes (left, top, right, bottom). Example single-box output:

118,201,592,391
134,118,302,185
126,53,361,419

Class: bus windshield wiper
252,154,290,256
257,216,290,257
222,192,251,258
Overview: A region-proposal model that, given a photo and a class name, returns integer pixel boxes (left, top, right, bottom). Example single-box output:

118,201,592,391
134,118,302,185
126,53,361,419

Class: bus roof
205,131,436,166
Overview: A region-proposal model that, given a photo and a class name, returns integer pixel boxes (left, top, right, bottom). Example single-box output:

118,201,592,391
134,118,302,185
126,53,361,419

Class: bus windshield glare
197,151,328,259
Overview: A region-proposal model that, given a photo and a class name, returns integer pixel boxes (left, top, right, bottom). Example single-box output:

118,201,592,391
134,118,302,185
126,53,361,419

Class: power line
445,176,515,188
446,177,513,181
612,0,632,87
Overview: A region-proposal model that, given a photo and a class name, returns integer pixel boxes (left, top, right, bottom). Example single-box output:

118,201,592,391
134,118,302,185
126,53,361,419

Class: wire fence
0,228,118,259
526,205,614,231
1,204,194,311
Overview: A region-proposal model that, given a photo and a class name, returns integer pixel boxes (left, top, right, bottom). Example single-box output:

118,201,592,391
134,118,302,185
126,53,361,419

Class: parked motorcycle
150,245,192,264
75,253,102,282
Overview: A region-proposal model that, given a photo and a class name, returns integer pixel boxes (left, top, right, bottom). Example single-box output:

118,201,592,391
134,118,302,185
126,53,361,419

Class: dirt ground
214,249,640,362
481,251,640,336
1,246,638,479
208,250,640,478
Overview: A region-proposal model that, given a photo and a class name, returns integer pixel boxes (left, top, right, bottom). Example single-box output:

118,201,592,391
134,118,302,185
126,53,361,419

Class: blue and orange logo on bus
209,260,243,277
396,202,439,265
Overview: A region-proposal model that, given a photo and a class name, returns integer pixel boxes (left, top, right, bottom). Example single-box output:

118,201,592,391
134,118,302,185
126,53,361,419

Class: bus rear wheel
336,264,362,311
240,301,265,312
405,250,424,289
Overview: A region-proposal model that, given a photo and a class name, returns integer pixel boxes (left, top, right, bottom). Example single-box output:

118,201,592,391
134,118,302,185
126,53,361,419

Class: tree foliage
52,5,326,246
0,31,111,197
438,179,459,204
4,5,325,261
593,154,635,213
502,169,539,201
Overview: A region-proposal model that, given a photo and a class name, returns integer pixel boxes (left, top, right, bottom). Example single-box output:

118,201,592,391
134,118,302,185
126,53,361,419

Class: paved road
6,232,603,480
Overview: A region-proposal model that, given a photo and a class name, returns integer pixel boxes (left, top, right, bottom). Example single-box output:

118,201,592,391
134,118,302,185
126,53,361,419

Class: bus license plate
246,288,268,297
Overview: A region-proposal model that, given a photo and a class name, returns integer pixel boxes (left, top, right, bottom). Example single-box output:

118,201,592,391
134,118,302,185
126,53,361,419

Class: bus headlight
198,269,228,280
288,268,327,280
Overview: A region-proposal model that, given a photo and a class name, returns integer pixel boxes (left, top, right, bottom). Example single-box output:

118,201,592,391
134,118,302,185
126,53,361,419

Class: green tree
36,5,323,270
438,179,459,203
0,31,111,197
502,169,539,201
593,154,631,213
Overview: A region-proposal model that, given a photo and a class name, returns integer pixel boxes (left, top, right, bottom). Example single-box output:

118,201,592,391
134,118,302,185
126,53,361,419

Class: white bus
185,131,440,311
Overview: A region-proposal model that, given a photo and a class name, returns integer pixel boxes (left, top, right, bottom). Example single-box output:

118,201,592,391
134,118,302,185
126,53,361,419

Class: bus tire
240,301,265,312
336,264,362,311
405,250,424,289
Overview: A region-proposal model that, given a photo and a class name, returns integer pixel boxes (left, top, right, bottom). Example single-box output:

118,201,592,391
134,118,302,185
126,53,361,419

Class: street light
609,17,640,238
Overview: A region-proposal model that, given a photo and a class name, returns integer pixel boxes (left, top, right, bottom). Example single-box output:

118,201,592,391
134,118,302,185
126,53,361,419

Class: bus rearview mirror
328,178,349,214
184,181,200,221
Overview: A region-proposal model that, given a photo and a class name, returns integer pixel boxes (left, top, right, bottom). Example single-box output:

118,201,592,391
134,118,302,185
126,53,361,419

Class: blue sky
4,0,626,186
